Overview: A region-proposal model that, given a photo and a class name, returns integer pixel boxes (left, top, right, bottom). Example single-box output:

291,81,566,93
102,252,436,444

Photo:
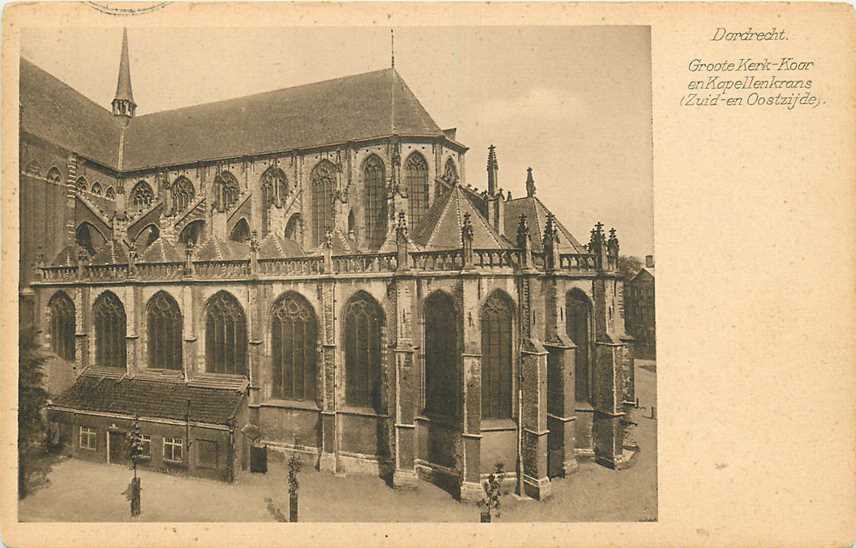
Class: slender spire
390,28,396,134
487,145,499,195
112,28,137,121
525,167,536,197
391,28,395,69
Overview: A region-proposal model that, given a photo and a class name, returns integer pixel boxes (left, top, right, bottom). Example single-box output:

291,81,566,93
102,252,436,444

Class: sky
22,26,653,257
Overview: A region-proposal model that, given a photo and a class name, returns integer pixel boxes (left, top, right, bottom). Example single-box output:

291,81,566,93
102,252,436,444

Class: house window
171,177,195,214
94,291,127,368
49,291,76,361
363,155,387,248
271,293,317,401
131,181,154,211
405,152,429,229
196,439,218,469
424,291,458,418
205,291,247,375
79,426,97,450
140,435,151,459
146,291,183,370
481,292,513,419
344,292,383,409
214,171,240,212
163,437,184,463
311,161,336,247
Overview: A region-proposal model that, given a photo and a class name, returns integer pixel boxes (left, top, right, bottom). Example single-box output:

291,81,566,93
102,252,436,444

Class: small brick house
625,256,656,360
47,371,246,481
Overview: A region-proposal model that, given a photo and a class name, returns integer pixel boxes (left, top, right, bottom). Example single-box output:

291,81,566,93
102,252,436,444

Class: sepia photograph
16,24,655,522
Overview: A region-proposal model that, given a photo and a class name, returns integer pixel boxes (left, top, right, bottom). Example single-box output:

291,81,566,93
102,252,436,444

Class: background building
625,255,656,360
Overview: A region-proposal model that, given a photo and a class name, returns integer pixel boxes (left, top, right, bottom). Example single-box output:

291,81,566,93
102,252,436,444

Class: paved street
20,362,657,522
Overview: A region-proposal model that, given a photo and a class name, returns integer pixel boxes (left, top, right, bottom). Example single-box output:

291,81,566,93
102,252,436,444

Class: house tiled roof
503,196,587,254
52,375,245,426
121,68,443,171
20,59,121,169
413,184,511,250
138,238,182,263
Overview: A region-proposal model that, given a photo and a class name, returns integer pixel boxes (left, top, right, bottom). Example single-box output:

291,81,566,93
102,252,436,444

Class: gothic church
20,30,636,500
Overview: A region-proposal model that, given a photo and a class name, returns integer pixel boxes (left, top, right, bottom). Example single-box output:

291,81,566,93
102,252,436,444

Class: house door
250,445,267,473
108,431,125,465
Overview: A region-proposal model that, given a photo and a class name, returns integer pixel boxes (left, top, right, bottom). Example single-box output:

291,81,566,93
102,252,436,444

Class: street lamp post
125,415,143,517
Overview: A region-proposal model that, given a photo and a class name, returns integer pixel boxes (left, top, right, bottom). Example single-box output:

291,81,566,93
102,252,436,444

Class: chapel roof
90,239,130,265
138,238,182,263
193,237,249,262
413,184,511,250
503,196,587,254
257,234,304,259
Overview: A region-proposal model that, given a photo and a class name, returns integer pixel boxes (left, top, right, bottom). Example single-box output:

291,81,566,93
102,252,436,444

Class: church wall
118,135,463,252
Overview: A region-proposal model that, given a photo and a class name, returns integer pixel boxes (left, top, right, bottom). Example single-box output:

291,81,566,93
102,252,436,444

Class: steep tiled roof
503,196,587,254
258,234,304,259
22,61,444,173
138,238,182,263
52,375,245,425
122,68,442,171
413,184,510,250
20,59,121,168
194,237,249,261
90,239,130,265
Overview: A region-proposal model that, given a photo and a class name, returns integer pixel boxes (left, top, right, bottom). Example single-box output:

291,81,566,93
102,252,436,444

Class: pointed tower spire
525,167,536,197
487,145,499,196
112,28,137,123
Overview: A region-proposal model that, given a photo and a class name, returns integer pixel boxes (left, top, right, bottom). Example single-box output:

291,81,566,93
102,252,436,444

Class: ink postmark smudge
86,2,169,16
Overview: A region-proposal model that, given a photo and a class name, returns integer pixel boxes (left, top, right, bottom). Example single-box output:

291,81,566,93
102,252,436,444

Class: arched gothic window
205,291,247,375
230,218,251,242
214,172,240,212
363,155,387,248
405,153,429,229
481,292,513,419
344,292,384,409
179,220,205,248
26,160,42,176
284,213,302,242
49,292,75,361
261,167,288,208
424,291,458,418
146,291,183,370
47,167,62,185
566,290,592,404
91,182,103,196
76,223,97,256
172,177,195,214
76,177,88,192
443,157,459,184
105,187,116,200
311,161,336,247
271,294,317,401
94,291,126,368
131,181,154,211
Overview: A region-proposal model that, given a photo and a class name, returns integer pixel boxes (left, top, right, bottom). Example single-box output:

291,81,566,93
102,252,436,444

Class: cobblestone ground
19,362,657,523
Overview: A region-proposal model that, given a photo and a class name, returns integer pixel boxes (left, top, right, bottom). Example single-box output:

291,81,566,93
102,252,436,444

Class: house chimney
645,255,654,268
